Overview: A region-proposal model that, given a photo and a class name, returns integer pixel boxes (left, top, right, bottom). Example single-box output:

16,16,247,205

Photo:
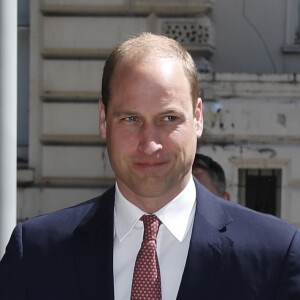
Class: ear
99,99,107,139
222,192,231,201
195,98,203,138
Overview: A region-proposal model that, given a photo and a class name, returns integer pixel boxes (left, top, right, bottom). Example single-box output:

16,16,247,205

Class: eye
124,116,139,122
164,116,178,122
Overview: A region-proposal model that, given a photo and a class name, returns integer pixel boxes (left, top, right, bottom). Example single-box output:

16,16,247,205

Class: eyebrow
159,108,182,114
113,107,183,116
111,110,138,117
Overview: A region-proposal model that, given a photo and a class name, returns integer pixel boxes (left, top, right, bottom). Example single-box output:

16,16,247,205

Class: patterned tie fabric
131,214,162,300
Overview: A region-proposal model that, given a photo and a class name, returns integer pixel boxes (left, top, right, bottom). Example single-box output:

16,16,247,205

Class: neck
116,176,191,213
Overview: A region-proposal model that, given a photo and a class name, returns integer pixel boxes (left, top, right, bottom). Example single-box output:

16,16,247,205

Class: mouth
133,161,169,171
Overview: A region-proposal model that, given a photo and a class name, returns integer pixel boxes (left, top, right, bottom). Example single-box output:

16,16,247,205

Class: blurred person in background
192,153,230,200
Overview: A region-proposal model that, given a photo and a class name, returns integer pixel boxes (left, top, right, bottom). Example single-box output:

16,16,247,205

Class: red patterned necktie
131,214,162,300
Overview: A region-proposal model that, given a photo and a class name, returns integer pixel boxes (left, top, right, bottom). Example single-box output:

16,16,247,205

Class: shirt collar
114,176,196,243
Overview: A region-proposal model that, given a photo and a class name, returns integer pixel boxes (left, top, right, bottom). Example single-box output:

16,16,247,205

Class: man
192,153,230,200
0,33,300,299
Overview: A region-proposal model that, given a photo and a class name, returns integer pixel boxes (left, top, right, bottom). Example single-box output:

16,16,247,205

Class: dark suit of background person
1,33,300,299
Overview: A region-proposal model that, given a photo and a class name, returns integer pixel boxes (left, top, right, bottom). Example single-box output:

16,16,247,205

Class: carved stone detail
160,17,215,52
195,57,213,73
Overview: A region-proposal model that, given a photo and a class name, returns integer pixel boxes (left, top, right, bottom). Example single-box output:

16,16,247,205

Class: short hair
192,153,226,196
101,33,199,113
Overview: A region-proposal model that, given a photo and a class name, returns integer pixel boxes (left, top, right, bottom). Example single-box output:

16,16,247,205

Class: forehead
111,56,188,89
108,57,193,115
114,54,180,74
114,56,182,84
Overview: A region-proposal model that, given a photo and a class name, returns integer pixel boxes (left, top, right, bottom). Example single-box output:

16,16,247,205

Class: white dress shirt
113,176,196,300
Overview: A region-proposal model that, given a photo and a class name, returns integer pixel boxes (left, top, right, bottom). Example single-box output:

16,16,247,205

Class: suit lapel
71,186,115,300
177,180,234,300
68,181,235,299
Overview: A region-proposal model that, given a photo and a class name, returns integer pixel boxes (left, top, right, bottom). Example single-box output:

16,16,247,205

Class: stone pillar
0,0,17,258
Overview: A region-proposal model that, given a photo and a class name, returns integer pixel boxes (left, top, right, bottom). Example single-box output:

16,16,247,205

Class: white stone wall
198,73,300,227
17,0,300,228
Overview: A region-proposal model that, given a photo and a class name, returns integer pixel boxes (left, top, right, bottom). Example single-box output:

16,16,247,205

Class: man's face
100,57,203,211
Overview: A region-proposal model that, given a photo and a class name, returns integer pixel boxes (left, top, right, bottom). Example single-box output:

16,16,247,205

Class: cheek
165,132,193,159
170,126,197,159
162,131,181,148
108,127,138,153
170,124,197,145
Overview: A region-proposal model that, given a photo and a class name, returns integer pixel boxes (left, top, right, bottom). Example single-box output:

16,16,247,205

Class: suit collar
75,179,233,237
193,178,233,230
75,185,115,236
71,182,235,299
115,176,196,243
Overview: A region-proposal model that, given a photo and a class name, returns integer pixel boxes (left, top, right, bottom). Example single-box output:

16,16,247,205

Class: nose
138,124,162,155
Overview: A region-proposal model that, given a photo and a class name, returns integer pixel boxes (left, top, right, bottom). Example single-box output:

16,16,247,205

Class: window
238,169,282,217
283,0,300,52
295,0,300,44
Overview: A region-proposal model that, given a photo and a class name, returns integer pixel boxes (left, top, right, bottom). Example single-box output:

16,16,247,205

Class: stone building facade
17,0,300,227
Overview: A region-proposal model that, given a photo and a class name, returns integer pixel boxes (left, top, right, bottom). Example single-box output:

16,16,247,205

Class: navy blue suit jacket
1,180,300,299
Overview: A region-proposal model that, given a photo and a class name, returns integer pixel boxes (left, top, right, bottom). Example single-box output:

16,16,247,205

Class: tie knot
141,214,161,242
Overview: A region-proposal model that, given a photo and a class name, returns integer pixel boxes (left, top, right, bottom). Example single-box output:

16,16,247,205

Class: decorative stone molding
40,134,105,146
195,57,213,73
159,17,215,56
41,48,110,60
36,177,115,188
134,0,214,11
41,5,130,16
41,1,214,16
41,91,100,103
17,169,35,186
198,73,300,98
163,21,209,44
201,134,300,145
136,0,210,3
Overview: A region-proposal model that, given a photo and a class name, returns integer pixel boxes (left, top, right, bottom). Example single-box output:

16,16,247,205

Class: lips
133,160,169,170
135,161,167,166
